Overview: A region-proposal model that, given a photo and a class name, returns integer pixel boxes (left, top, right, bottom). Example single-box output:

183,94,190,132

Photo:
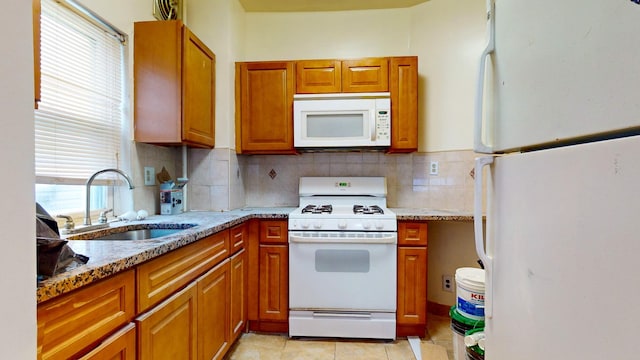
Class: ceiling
238,0,430,12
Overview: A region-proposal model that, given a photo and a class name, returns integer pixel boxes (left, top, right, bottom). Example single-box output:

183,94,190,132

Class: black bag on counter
36,203,89,277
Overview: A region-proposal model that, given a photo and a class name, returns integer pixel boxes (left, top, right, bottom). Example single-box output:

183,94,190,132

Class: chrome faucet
84,169,135,225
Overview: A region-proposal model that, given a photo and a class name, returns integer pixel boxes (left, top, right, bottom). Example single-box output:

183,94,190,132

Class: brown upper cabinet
296,58,389,94
134,20,216,148
33,0,41,109
236,56,417,154
235,61,296,154
389,56,419,153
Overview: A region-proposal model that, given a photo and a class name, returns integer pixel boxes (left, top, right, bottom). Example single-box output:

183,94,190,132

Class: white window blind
35,0,125,185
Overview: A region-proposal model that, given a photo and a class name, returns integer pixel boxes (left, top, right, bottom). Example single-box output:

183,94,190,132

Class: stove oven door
288,231,397,339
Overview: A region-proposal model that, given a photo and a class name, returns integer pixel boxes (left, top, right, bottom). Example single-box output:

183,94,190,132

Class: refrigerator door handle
474,0,496,154
474,156,494,318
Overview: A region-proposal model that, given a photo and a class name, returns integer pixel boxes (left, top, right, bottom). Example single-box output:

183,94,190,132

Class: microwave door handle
371,112,376,141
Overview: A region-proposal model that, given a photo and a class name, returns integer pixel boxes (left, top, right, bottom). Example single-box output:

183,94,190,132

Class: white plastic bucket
455,267,485,321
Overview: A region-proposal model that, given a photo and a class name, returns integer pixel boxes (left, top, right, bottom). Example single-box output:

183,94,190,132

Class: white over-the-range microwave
293,92,391,149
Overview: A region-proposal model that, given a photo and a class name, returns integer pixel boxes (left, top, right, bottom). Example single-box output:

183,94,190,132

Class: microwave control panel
375,110,391,143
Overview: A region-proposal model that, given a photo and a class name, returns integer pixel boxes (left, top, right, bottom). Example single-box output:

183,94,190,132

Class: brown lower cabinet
37,224,248,360
247,219,289,333
37,270,135,360
396,221,428,337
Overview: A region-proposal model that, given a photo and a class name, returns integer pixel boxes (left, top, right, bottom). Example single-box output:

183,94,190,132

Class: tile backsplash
239,150,477,211
130,142,181,215
132,145,477,213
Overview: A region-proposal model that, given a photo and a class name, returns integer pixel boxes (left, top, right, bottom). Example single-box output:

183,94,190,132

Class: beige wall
241,0,486,152
242,9,412,60
427,221,481,307
188,0,246,149
411,0,486,152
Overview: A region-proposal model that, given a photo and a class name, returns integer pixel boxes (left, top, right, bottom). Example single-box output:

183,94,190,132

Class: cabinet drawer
230,222,247,254
342,58,389,93
137,231,229,313
37,270,135,360
296,60,342,93
259,220,288,244
398,221,428,246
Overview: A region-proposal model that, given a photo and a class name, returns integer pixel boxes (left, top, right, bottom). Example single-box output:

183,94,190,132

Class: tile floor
227,315,453,360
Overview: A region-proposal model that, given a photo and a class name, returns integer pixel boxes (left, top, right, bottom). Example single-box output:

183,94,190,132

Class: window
35,0,128,216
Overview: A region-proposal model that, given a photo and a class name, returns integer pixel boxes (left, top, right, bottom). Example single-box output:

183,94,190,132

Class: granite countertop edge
37,207,477,303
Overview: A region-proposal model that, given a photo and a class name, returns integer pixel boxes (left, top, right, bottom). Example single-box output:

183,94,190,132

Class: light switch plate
144,167,155,186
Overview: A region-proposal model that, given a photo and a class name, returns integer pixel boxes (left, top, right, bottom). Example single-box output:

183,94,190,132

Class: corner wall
1,2,36,357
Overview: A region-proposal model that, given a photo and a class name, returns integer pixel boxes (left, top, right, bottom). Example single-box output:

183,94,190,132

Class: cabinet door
134,20,182,144
136,283,197,360
397,247,428,329
236,61,296,154
37,270,135,360
183,26,215,147
258,245,288,321
342,58,389,93
33,0,40,108
296,60,342,93
389,56,419,153
78,323,136,360
197,259,231,360
230,249,247,342
134,20,215,148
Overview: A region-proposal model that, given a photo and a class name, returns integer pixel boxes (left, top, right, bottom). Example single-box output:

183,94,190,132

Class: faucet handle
56,214,75,230
98,209,113,224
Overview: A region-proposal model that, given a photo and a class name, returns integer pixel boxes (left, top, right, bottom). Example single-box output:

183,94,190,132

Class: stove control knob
375,221,384,230
301,222,310,229
291,220,297,229
338,221,348,230
363,221,372,230
313,222,322,230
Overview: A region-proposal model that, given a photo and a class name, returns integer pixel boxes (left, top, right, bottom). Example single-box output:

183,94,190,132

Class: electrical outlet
144,166,155,186
430,161,439,175
442,274,454,292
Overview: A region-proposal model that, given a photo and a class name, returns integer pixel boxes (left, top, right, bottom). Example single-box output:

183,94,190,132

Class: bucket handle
474,156,494,318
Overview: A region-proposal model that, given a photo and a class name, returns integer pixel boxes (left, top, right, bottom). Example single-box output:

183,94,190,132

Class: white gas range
288,177,397,340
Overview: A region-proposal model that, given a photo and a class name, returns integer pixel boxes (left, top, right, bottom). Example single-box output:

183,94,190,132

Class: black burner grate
301,205,333,214
353,205,384,215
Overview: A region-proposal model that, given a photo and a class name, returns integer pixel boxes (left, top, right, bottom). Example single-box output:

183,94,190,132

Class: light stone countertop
392,208,476,221
37,207,475,304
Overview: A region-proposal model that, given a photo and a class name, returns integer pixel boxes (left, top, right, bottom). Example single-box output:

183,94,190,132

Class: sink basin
92,228,185,240
67,224,196,241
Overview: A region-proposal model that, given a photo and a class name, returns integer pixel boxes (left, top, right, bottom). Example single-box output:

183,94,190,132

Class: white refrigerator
473,0,640,359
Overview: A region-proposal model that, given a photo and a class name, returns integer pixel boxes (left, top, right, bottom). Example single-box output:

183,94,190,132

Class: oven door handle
312,312,372,319
289,234,397,245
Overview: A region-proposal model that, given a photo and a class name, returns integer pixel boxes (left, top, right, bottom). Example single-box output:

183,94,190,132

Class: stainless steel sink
92,228,185,240
67,224,196,241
